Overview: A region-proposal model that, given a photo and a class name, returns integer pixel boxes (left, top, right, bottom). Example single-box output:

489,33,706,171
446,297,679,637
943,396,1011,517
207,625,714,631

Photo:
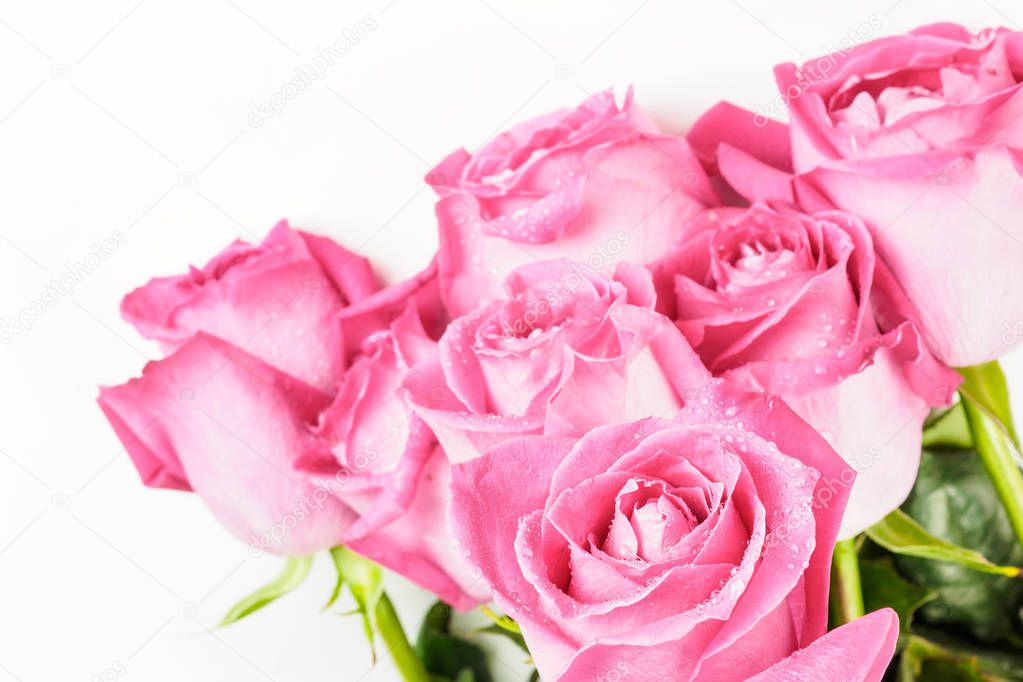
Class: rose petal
796,146,1023,365
437,135,713,316
120,221,364,392
347,446,490,611
745,609,898,682
449,436,580,660
687,100,793,174
97,333,349,555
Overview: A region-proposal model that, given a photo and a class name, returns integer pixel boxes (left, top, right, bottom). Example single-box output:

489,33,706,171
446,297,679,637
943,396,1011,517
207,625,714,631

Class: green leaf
219,556,313,626
959,363,1023,550
323,561,344,610
475,605,529,654
915,658,984,682
375,593,431,682
416,601,493,682
959,362,1019,446
859,557,937,636
476,624,529,655
898,630,1023,681
453,669,477,682
897,449,1023,644
327,550,431,681
922,403,973,450
866,509,1020,578
898,636,978,682
479,605,521,634
329,546,384,660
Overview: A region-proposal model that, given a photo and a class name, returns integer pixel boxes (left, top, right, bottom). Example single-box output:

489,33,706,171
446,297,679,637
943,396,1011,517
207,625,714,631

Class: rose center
831,45,1017,126
717,234,808,290
601,478,701,563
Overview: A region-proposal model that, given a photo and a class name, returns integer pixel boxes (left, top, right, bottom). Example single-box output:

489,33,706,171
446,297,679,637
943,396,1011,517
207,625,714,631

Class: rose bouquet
98,22,1023,681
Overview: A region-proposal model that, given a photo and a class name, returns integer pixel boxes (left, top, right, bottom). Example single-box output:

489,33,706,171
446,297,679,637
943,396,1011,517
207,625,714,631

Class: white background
3,1,1023,680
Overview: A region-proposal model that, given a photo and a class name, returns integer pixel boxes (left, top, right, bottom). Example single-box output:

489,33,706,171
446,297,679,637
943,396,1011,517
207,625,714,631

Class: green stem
959,362,1023,549
830,538,864,626
374,592,430,682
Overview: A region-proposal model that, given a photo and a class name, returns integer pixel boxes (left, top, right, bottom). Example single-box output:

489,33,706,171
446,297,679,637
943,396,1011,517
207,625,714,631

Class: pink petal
97,333,351,556
337,258,446,357
687,100,793,173
347,446,490,611
120,221,365,392
797,146,1023,365
449,436,581,659
746,609,898,682
437,135,713,317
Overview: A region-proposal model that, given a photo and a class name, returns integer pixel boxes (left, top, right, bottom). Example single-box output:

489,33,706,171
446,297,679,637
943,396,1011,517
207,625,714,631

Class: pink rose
99,229,485,608
302,305,488,609
120,220,379,392
403,259,702,463
450,383,898,680
772,23,1023,365
776,24,1021,166
98,329,358,556
430,88,717,316
651,202,959,534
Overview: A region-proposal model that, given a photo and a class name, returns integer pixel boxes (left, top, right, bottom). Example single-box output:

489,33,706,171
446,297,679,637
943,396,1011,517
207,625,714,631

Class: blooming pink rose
429,88,717,316
771,23,1023,365
450,382,898,681
403,259,703,463
120,220,379,392
650,202,959,534
99,230,485,608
